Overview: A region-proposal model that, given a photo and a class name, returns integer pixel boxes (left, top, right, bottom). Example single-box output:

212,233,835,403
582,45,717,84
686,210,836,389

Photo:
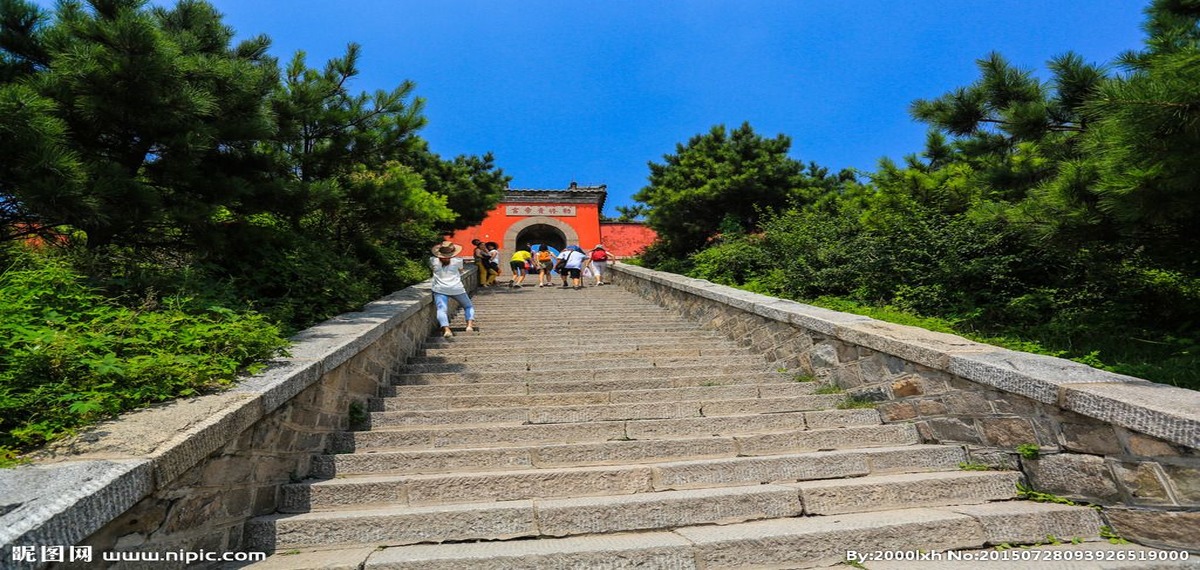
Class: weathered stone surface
1025,454,1122,503
925,418,984,444
676,508,984,569
699,395,841,416
651,452,871,490
804,409,881,429
1160,464,1200,504
891,376,923,397
365,532,697,570
735,424,919,456
978,417,1038,448
432,421,629,448
625,412,807,439
837,320,993,370
864,445,967,473
1063,382,1200,449
1123,431,1187,458
794,471,1020,515
1105,507,1200,550
251,502,538,549
404,466,654,506
248,547,376,570
965,447,1020,471
281,476,406,512
942,392,994,415
0,460,154,559
536,485,801,536
533,438,739,468
1060,418,1124,456
878,401,918,422
808,343,839,369
314,447,534,477
949,501,1102,544
948,350,1146,405
1110,461,1173,505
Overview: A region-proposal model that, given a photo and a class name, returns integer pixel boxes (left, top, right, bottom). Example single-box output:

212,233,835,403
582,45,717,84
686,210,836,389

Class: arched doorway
504,216,578,254
514,224,566,253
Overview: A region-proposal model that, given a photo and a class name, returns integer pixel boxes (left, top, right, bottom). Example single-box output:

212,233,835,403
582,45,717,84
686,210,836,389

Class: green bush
0,253,288,457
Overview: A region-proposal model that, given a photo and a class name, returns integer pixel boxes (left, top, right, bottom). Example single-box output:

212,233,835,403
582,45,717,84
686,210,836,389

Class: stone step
330,409,882,453
372,382,824,411
248,471,1021,551
458,316,700,326
419,338,733,355
280,444,962,511
452,327,709,338
412,346,757,363
393,363,786,386
251,503,1101,569
422,329,726,346
399,354,771,375
380,374,803,397
365,395,846,428
313,423,915,477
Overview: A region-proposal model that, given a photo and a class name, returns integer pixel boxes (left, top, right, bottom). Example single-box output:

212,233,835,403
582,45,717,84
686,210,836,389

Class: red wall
600,223,657,257
453,202,603,251
452,202,656,259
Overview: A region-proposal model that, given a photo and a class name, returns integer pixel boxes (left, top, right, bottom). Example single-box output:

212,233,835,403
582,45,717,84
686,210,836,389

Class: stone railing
0,268,477,568
609,263,1200,551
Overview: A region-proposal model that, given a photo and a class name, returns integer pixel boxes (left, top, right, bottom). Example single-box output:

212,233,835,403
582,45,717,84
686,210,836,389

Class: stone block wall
1,269,477,569
609,263,1200,551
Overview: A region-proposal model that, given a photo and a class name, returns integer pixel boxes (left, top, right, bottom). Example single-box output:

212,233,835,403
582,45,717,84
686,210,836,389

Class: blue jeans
433,292,474,327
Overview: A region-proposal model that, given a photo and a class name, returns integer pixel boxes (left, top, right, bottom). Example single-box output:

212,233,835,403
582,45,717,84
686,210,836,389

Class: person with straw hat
430,241,477,338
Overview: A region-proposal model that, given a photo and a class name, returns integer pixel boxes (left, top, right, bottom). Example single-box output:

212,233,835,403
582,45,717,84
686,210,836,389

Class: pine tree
633,122,806,257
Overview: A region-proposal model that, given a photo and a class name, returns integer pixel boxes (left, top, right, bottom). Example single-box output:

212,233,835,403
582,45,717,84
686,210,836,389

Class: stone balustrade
0,269,477,568
608,262,1200,551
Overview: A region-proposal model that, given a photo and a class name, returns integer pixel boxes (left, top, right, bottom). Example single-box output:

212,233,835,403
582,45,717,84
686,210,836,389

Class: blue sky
40,1,1151,216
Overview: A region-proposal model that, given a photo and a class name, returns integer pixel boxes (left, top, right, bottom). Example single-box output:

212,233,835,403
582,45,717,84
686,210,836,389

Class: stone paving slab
248,500,538,550
285,446,965,511
791,470,1021,515
414,346,756,363
239,547,377,570
392,363,785,385
374,382,822,411
400,354,769,374
314,423,916,477
735,423,919,455
676,507,986,569
364,532,697,570
419,338,732,355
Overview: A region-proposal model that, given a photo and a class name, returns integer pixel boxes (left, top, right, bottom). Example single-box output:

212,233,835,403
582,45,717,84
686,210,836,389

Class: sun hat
593,244,605,250
433,243,464,258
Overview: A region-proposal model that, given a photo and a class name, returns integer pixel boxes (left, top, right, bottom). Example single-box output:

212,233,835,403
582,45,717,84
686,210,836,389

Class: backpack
590,249,608,262
537,250,552,262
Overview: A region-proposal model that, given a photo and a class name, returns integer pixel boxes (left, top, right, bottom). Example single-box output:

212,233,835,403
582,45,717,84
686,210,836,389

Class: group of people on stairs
429,234,612,337
477,240,609,289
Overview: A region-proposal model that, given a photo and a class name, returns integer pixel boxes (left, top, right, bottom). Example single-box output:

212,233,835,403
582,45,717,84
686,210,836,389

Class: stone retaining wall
610,263,1200,551
0,270,477,569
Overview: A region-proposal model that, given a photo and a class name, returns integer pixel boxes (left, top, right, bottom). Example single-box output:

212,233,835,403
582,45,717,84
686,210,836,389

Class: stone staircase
243,284,1110,569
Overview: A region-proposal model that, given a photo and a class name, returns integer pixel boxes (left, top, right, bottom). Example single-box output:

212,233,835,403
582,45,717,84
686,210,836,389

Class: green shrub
0,254,288,456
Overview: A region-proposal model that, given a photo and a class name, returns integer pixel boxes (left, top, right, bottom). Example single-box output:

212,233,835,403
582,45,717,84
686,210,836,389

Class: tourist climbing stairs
244,283,1111,569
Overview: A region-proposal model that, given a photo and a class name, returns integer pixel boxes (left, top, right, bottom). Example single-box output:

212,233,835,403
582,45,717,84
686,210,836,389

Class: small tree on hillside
633,122,806,258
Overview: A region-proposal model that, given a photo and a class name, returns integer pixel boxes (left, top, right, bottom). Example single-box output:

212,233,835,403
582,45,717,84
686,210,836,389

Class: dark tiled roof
503,183,607,210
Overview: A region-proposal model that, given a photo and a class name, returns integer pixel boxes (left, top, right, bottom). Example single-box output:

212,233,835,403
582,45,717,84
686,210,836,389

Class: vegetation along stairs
242,284,1149,569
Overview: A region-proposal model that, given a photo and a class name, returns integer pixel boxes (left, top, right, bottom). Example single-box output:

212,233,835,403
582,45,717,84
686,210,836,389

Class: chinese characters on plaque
505,205,577,217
